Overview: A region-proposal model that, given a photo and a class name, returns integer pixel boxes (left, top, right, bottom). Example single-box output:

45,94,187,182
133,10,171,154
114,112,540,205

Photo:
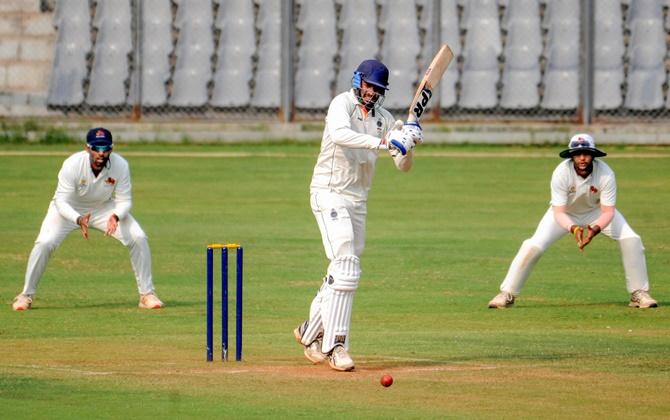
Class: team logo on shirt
105,177,116,186
590,185,598,193
79,179,87,187
376,120,383,136
569,186,576,193
330,209,338,220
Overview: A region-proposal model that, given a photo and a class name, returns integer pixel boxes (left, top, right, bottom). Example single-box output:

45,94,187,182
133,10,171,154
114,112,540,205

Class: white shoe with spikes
328,345,355,372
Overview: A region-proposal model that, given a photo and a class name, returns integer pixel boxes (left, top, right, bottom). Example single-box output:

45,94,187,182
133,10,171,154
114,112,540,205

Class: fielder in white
12,128,163,311
292,59,422,371
488,134,658,309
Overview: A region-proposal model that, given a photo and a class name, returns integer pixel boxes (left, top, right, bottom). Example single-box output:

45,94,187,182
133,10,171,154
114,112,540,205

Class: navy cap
86,127,113,150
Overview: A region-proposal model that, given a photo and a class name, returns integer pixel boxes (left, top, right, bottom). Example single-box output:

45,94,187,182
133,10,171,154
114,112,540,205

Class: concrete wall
0,0,54,115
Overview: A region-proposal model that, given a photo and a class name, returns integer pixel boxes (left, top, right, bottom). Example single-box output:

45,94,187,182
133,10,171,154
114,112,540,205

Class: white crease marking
5,364,114,376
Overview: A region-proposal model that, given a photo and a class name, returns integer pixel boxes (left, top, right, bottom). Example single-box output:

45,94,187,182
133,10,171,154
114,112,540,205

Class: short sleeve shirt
550,159,616,215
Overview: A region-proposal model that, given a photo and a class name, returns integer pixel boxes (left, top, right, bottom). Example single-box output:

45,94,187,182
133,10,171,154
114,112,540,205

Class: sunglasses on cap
89,145,113,153
569,139,591,149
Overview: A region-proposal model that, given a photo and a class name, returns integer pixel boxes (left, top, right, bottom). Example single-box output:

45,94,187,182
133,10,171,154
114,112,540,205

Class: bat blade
408,44,454,122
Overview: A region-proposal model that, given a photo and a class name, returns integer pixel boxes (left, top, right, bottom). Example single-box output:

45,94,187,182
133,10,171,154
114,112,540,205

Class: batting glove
386,129,414,156
403,121,423,145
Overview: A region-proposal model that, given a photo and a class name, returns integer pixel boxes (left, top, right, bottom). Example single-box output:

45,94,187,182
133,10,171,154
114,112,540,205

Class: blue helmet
352,59,390,91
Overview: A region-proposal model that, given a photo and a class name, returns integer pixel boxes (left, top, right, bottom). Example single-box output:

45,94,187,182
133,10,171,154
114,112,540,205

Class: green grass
1,143,669,418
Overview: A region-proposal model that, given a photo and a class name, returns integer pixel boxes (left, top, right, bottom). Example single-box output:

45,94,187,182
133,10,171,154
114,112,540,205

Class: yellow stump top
207,243,241,249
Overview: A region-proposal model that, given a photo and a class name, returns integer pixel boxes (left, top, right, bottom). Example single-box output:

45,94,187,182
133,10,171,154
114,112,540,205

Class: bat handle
407,114,418,123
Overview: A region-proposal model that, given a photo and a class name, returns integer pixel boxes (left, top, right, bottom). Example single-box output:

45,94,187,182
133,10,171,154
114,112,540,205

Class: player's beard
90,154,110,171
573,160,593,178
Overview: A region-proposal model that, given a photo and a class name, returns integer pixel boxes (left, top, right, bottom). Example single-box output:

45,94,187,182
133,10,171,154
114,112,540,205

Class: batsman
488,134,658,309
293,59,421,371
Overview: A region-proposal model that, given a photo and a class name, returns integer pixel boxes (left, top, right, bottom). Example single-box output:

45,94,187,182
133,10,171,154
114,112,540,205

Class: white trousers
311,191,367,259
21,201,155,296
303,191,366,352
500,207,650,295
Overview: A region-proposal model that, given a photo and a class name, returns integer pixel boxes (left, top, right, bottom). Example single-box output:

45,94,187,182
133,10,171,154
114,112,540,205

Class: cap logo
96,130,106,138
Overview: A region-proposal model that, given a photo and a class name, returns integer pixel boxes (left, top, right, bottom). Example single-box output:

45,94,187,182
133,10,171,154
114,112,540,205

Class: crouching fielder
488,134,657,309
293,59,422,371
12,128,163,311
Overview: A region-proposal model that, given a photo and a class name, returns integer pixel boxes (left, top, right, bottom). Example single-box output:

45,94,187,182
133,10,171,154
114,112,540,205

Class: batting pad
327,254,361,291
318,255,361,352
320,288,355,353
300,281,326,346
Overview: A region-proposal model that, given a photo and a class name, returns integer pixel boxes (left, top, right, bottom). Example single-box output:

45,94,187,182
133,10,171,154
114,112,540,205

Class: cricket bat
408,44,454,122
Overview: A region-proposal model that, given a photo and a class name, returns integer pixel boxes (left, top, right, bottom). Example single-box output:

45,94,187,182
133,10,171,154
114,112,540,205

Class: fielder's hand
579,224,601,251
570,224,584,250
77,213,91,240
403,121,423,145
105,213,119,236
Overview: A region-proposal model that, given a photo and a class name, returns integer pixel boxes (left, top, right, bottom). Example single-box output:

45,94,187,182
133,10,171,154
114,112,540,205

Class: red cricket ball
380,374,393,387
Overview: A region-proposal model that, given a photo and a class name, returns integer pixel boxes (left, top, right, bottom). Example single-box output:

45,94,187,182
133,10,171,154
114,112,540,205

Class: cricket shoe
293,321,327,364
12,294,32,311
139,293,164,309
488,291,515,308
629,290,658,308
328,345,355,372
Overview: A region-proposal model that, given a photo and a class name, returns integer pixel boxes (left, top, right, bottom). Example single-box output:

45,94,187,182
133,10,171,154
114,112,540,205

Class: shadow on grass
27,299,204,310
506,300,631,309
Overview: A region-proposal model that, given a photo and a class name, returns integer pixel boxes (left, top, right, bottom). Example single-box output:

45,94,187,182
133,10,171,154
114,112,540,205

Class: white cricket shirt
52,151,133,223
550,159,616,215
310,90,400,202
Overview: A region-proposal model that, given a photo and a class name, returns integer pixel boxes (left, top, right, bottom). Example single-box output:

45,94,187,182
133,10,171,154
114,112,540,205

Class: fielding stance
12,128,163,311
293,59,422,371
488,134,658,309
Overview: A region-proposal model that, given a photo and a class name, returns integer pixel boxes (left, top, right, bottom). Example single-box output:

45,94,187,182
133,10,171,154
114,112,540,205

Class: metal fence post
281,0,295,122
431,0,442,121
580,0,594,125
131,0,143,121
